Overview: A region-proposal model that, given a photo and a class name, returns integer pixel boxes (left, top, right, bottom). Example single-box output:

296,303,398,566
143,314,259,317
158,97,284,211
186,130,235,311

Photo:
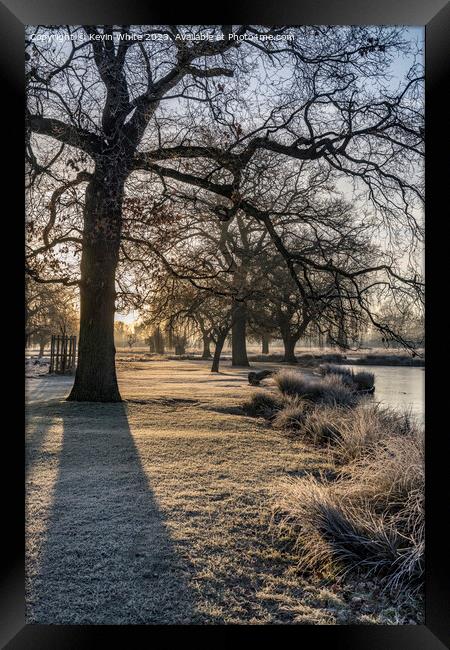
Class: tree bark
261,333,270,355
175,340,186,356
68,165,125,402
154,326,165,355
231,300,250,367
211,329,228,373
282,333,298,364
337,318,348,350
201,333,212,359
38,338,46,358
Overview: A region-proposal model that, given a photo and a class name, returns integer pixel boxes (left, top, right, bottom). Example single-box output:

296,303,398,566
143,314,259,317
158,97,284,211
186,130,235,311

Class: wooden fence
49,335,77,374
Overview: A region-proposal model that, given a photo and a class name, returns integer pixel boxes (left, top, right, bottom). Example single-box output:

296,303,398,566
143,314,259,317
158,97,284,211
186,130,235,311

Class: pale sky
115,310,139,325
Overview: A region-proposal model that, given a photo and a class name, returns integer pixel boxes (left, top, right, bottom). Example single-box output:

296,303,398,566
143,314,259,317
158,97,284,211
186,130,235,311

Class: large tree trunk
175,338,186,356
231,301,249,367
211,329,228,373
282,333,298,364
154,326,165,355
337,318,348,351
261,333,270,355
68,166,125,402
201,333,212,359
38,338,46,358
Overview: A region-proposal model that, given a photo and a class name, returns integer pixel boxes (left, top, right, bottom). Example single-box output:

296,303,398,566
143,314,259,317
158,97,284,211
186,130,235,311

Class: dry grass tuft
332,404,418,465
319,364,355,384
272,398,311,432
272,401,347,445
353,370,375,391
271,413,424,596
320,375,358,406
300,406,347,445
242,389,284,418
273,370,357,407
271,400,414,455
319,364,375,391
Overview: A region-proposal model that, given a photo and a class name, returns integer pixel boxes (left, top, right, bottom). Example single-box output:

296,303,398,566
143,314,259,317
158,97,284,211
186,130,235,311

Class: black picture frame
1,1,448,646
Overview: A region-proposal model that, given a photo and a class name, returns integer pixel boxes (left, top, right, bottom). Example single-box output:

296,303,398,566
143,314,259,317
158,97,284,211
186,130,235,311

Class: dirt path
25,359,374,624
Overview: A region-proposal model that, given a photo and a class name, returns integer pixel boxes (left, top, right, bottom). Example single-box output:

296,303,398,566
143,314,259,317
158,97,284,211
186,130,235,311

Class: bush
242,389,284,418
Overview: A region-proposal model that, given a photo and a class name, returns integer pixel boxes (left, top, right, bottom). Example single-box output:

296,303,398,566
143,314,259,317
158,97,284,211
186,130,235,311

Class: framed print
0,0,448,647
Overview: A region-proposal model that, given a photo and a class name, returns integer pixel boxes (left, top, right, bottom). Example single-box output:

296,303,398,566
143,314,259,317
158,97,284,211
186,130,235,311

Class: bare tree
26,279,78,355
26,25,424,400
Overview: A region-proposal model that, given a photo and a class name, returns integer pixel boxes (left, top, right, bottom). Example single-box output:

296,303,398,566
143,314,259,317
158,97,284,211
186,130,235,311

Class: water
345,365,425,422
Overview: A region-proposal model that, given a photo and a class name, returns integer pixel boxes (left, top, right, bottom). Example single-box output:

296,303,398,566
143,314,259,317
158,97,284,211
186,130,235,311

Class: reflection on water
346,365,425,422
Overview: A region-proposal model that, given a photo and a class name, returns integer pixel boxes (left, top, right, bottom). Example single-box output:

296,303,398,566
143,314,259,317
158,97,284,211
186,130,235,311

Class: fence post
73,336,77,371
49,334,77,374
49,334,54,373
62,335,67,373
57,335,61,373
68,336,73,371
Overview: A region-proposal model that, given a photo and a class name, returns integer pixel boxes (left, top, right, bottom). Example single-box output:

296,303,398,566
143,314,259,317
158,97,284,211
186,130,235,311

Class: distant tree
375,301,424,349
113,321,128,347
127,332,137,349
26,280,78,355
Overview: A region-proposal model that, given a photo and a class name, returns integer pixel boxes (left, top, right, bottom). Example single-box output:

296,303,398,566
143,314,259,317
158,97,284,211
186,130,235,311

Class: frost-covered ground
25,356,51,378
25,358,419,624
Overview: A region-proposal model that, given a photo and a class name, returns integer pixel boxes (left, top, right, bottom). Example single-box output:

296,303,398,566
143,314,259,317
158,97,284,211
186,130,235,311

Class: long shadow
25,405,55,473
27,400,196,624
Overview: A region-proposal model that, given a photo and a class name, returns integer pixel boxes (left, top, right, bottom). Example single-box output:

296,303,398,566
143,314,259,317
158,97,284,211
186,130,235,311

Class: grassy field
25,358,422,624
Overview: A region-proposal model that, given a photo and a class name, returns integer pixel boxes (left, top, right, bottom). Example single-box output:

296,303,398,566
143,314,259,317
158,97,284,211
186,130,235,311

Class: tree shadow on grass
25,407,56,473
27,400,196,624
